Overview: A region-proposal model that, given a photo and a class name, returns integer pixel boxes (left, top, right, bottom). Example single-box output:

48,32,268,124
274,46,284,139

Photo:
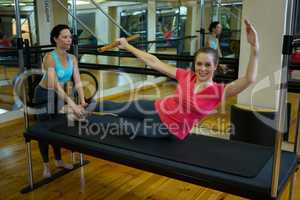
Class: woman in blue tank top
206,21,223,57
34,24,86,178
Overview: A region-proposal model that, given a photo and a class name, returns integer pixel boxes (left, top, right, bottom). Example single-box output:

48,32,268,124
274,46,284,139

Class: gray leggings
86,100,171,138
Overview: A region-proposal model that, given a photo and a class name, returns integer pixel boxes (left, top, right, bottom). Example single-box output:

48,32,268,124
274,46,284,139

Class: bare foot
43,163,51,178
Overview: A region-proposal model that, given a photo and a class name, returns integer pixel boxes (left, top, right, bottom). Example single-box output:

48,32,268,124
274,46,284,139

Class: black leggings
86,100,171,138
34,85,63,162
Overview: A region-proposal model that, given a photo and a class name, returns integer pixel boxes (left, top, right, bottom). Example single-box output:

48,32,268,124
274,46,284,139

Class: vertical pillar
14,0,24,72
95,6,109,64
108,6,118,65
199,0,206,48
71,0,78,57
28,12,37,45
212,0,221,22
35,0,54,45
147,0,156,53
185,5,199,55
230,7,242,36
35,0,68,45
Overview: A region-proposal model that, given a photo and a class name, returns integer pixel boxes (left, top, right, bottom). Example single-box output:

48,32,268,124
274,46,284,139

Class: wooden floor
1,85,300,200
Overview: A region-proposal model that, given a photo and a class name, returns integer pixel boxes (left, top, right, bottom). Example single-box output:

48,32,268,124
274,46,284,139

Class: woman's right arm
118,38,177,79
43,54,82,113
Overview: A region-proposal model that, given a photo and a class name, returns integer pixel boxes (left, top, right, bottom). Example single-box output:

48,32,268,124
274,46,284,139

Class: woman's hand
71,104,85,118
117,38,130,50
80,100,88,108
244,19,259,50
59,104,86,121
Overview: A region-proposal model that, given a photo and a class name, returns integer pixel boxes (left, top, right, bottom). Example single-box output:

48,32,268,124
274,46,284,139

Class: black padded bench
23,115,298,200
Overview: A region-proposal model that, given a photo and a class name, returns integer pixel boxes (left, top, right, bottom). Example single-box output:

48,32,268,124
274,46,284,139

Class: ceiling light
10,3,26,6
68,0,89,5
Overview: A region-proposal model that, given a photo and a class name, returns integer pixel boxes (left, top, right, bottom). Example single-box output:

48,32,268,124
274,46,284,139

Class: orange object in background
97,35,139,53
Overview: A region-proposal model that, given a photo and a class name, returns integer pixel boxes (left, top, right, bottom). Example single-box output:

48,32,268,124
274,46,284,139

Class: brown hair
209,21,220,33
192,48,219,71
50,24,70,45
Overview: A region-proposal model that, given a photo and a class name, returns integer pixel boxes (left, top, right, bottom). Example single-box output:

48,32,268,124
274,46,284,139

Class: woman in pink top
86,20,259,140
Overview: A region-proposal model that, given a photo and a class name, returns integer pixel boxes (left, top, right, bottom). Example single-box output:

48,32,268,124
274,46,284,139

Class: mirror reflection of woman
206,21,223,57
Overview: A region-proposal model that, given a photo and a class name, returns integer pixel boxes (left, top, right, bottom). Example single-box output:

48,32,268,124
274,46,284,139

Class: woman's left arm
224,20,259,98
72,56,87,107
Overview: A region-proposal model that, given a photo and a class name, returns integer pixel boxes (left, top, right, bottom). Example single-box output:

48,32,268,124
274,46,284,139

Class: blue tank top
207,34,218,50
51,51,74,84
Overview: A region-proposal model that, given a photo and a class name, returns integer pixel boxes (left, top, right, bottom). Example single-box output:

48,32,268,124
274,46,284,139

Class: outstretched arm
224,19,259,98
118,38,177,79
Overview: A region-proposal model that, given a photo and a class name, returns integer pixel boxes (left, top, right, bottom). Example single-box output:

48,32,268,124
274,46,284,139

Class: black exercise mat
49,115,273,178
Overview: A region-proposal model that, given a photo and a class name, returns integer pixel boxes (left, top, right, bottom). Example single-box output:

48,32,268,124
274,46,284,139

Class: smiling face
194,53,217,82
54,29,72,50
